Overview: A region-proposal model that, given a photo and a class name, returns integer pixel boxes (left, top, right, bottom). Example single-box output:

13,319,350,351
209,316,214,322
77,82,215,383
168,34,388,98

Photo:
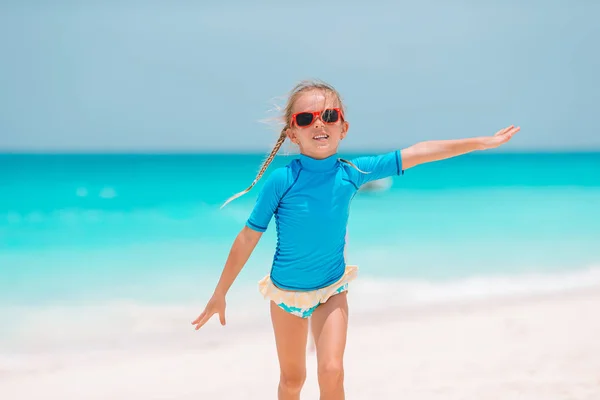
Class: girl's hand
191,293,227,330
481,125,520,150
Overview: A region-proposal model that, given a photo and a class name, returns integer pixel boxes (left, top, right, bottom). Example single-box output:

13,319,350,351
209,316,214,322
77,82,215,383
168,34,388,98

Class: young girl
192,80,519,399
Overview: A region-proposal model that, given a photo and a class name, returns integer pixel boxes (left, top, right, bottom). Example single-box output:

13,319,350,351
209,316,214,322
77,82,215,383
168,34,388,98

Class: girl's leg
307,319,316,353
270,301,309,400
310,291,349,400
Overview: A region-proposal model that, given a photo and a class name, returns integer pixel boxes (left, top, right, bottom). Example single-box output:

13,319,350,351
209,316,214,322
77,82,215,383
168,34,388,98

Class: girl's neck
298,152,339,172
299,149,338,160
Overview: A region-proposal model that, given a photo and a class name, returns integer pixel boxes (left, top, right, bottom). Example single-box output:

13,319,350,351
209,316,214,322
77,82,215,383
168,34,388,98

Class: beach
2,285,599,399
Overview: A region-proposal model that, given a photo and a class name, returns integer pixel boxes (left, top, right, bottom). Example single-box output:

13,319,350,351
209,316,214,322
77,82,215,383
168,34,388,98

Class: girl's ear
286,127,299,144
340,121,349,140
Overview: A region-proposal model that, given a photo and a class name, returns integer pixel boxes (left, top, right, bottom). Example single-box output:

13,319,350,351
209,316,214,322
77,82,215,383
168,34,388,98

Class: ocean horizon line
2,149,600,156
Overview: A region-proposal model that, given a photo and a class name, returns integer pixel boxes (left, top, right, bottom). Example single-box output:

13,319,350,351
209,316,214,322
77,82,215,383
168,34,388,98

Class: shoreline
2,284,600,399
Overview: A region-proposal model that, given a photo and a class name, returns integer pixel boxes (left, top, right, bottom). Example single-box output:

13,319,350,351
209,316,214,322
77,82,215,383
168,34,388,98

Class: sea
1,151,599,365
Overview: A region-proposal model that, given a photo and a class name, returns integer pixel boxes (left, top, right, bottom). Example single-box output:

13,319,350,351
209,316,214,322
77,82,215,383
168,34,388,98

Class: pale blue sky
1,1,599,152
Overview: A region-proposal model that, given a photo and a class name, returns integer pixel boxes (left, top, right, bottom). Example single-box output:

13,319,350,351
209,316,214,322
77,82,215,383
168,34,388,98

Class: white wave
349,265,600,313
1,204,216,226
358,177,393,193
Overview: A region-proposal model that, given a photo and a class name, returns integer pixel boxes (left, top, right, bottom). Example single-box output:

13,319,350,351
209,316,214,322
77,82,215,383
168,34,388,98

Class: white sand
2,288,600,399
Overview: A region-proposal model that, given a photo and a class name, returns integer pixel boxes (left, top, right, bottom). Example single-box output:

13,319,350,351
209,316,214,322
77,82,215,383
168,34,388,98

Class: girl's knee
317,361,344,383
280,368,306,392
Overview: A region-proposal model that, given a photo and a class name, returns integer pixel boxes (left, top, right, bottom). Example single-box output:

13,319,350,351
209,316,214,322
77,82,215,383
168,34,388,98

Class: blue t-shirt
246,151,403,291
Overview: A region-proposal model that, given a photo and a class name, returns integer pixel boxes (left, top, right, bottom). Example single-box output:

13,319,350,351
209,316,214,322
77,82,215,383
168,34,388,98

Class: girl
192,80,519,399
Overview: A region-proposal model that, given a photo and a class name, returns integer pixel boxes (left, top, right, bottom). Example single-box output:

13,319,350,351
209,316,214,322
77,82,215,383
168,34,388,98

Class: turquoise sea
1,151,599,355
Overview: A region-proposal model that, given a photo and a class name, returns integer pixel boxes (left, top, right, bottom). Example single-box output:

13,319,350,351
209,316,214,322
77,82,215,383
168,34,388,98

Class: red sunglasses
291,108,344,128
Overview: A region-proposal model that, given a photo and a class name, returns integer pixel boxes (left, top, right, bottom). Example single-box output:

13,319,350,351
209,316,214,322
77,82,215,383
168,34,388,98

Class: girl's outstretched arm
192,226,263,330
400,125,520,170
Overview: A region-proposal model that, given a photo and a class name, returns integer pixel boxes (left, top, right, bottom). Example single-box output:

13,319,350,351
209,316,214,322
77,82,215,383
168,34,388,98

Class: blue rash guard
246,150,403,291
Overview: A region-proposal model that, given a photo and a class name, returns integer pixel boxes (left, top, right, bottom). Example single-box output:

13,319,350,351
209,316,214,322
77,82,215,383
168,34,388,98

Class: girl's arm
400,125,520,170
213,225,263,296
192,225,262,330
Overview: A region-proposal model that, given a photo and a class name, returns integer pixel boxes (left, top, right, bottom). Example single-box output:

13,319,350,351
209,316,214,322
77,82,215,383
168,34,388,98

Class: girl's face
286,90,349,159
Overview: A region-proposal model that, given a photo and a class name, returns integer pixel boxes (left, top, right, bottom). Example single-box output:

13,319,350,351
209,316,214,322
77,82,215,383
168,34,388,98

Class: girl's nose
312,114,323,128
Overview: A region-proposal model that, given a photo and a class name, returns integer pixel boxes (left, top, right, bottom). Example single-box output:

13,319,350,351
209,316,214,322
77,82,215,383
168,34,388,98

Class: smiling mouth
313,134,329,141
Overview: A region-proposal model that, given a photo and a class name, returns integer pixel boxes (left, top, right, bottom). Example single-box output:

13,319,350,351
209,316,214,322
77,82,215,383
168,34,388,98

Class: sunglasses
291,108,344,128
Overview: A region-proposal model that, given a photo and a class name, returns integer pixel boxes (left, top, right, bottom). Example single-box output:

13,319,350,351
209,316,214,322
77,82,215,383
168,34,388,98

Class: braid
220,129,288,209
338,158,370,175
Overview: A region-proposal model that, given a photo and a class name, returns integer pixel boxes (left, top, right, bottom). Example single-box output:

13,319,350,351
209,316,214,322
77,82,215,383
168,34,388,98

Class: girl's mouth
313,134,329,142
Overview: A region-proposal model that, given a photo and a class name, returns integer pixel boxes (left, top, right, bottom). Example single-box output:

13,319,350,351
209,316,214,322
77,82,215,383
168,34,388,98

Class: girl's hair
220,80,367,209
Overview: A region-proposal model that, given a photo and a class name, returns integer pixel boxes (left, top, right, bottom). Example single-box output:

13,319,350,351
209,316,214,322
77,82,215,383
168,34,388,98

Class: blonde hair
220,80,367,209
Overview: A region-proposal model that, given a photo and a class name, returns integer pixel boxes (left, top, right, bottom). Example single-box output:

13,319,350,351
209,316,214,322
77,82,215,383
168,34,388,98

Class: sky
0,1,599,152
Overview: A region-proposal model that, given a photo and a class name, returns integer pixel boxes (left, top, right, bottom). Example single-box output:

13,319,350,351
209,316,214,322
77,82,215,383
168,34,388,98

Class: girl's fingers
194,312,213,330
496,125,514,136
192,310,207,325
498,126,520,144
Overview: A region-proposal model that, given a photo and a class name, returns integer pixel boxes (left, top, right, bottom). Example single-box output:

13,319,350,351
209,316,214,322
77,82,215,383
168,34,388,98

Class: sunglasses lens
322,109,339,123
295,113,314,127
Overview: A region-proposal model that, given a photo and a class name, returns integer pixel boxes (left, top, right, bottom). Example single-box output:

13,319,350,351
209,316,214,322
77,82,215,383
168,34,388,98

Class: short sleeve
349,150,403,188
246,167,290,232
